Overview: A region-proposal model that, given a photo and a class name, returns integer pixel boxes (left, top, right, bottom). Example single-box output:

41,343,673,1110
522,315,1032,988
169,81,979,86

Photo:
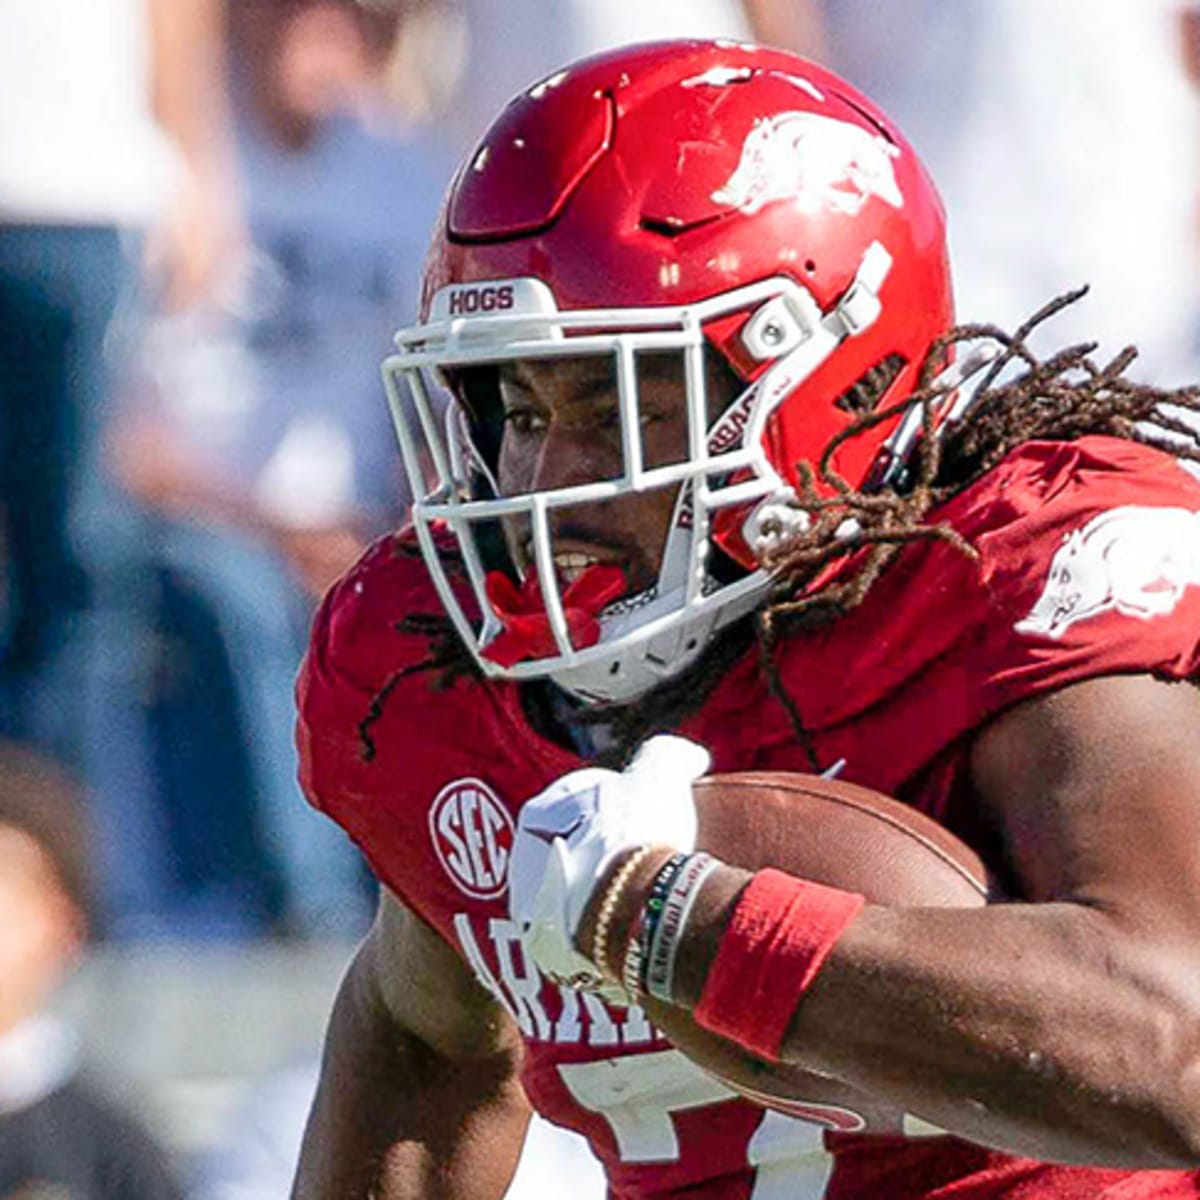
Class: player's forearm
582,847,1200,1166
665,874,1200,1167
799,902,1200,1165
292,949,531,1199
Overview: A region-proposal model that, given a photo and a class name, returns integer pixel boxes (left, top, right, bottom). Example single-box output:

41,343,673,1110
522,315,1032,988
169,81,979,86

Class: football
693,770,988,904
640,770,990,1131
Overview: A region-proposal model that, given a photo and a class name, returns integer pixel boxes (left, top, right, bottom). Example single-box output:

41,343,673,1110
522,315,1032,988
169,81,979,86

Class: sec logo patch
428,778,515,899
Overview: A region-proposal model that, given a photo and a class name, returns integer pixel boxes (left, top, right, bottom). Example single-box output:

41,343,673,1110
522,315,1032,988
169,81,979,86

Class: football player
292,39,1200,1199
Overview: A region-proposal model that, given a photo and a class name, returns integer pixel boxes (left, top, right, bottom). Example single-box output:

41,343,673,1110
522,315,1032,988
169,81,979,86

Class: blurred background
2,0,1200,1194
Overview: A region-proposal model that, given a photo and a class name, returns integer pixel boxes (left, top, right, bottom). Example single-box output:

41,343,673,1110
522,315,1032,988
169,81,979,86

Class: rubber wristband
694,868,865,1061
644,853,718,1002
636,853,687,974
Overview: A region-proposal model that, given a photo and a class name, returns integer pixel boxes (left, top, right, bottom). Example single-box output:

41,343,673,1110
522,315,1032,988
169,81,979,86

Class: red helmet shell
422,38,954,494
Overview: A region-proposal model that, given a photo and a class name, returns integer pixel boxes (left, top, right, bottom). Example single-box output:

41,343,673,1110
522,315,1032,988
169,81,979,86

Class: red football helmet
385,38,954,704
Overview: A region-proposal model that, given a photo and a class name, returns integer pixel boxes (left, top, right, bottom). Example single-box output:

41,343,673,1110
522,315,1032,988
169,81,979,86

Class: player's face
496,353,734,593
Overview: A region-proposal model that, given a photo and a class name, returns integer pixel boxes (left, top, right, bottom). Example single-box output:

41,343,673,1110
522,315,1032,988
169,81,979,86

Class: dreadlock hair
360,289,1200,768
758,287,1200,632
609,287,1200,768
745,287,1200,765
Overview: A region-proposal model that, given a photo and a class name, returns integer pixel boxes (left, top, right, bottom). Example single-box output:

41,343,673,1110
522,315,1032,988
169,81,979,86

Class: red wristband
694,868,865,1061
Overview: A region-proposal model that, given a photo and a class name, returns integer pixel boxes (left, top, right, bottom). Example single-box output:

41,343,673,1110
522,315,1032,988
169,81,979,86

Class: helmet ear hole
833,353,908,416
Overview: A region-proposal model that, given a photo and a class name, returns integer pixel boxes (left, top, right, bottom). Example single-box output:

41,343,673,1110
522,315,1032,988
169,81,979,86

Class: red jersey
297,436,1200,1199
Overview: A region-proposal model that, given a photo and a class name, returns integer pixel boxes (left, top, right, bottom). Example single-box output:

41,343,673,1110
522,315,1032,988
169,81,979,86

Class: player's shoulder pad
306,528,456,696
752,437,1200,788
951,434,1200,599
953,434,1200,695
297,529,470,814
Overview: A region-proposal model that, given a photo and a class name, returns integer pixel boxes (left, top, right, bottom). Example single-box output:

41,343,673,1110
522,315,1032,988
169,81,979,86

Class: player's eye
503,406,547,436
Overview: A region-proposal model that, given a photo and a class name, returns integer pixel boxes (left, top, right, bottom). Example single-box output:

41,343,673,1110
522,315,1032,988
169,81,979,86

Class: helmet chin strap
547,582,761,707
545,506,718,706
868,341,1002,490
547,476,763,706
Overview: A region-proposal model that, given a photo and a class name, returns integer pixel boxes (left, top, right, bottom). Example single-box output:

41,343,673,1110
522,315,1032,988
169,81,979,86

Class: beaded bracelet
590,844,662,982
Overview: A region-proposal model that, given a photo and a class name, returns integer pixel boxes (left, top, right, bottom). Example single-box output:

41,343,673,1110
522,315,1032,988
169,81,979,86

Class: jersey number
558,1049,838,1199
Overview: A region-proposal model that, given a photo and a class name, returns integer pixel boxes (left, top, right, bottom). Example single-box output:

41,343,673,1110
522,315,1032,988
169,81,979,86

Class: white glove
508,735,710,1000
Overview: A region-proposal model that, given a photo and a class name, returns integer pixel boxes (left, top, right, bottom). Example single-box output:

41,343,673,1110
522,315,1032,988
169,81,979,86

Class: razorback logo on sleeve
428,777,515,899
1016,505,1200,639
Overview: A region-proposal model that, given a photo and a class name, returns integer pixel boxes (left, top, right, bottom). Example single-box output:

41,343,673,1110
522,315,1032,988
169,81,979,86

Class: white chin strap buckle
743,496,812,558
740,241,893,363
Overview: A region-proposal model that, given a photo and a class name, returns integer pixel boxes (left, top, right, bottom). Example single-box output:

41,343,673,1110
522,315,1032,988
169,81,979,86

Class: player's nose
531,422,624,492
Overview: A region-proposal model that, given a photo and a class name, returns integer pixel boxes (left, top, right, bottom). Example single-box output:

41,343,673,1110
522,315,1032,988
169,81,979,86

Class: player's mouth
521,538,647,592
552,550,606,586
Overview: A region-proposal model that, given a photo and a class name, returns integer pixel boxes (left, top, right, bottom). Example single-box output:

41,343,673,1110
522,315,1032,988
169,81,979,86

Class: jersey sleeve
294,530,573,941
294,532,459,914
297,536,406,817
755,437,1200,801
969,437,1200,712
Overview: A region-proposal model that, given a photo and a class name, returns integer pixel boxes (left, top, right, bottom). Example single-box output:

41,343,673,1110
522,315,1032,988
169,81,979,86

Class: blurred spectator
0,741,184,1198
96,0,451,939
816,0,1200,385
396,0,821,159
0,0,239,766
191,1054,605,1199
190,1056,318,1199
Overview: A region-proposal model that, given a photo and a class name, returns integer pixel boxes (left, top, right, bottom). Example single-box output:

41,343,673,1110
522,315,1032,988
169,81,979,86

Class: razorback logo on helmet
1016,505,1200,640
712,110,903,217
429,778,515,899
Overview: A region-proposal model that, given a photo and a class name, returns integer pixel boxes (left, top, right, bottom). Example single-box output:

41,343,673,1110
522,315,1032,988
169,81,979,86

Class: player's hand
508,735,710,1000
